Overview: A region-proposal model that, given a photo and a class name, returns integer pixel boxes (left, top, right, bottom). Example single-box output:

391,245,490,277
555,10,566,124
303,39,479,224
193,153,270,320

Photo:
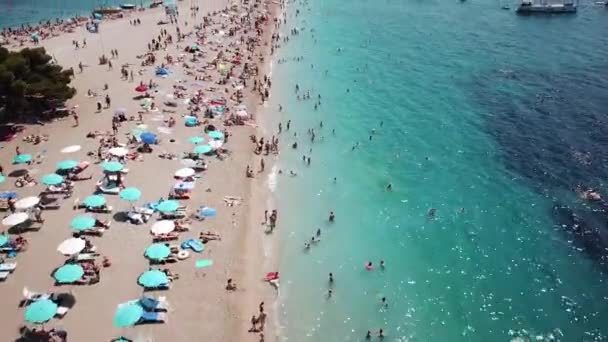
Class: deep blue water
266,0,608,341
0,0,150,28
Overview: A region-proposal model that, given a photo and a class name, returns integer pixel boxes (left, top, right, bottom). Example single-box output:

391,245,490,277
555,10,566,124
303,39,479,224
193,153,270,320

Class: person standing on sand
260,158,265,172
105,94,111,108
264,210,268,224
72,111,79,126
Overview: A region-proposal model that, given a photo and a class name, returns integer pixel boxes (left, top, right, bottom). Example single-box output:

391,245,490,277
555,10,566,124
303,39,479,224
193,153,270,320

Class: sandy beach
0,0,281,341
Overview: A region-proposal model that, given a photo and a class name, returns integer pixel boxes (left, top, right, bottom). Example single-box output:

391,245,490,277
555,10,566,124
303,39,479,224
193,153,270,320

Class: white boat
516,0,577,13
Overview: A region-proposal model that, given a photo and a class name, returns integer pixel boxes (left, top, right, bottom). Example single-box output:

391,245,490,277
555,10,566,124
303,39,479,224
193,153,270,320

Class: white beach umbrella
208,140,223,150
150,220,175,235
174,168,195,178
61,145,81,154
57,238,86,255
2,212,29,226
180,159,197,167
236,110,248,118
14,196,40,210
109,147,129,157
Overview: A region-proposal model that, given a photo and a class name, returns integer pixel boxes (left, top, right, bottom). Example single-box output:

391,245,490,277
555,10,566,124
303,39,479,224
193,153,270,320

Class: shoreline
0,0,283,341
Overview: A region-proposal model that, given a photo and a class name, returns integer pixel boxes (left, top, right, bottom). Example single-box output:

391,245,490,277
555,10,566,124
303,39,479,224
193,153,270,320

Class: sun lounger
71,253,100,262
159,208,187,219
86,206,113,213
73,228,105,237
152,234,178,243
55,306,70,318
0,271,9,281
0,262,17,272
137,296,169,311
138,311,167,324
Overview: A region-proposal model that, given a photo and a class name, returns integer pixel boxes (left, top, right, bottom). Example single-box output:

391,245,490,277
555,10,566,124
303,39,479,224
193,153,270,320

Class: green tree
0,46,75,121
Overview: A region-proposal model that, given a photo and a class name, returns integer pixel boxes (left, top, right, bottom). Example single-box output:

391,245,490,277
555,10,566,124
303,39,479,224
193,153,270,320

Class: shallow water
269,0,608,340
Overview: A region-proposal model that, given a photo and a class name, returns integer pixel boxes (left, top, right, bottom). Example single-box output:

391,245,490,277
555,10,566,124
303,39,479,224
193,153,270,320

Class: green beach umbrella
83,195,106,208
101,161,124,172
13,154,32,164
113,303,143,327
144,243,171,260
156,200,179,213
193,144,213,154
138,270,168,287
188,136,205,144
56,159,78,170
207,130,224,140
71,215,95,231
41,173,64,186
0,175,5,184
119,187,141,202
24,299,58,323
0,234,9,247
53,264,84,283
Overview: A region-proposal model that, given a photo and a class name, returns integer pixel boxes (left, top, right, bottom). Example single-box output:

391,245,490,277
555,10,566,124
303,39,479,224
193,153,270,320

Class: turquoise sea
268,0,608,341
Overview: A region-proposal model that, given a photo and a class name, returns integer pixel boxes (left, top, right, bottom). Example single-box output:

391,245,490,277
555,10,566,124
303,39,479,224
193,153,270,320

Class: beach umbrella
135,84,148,92
0,191,17,199
185,116,198,127
41,173,64,186
155,67,169,76
13,154,32,164
53,264,84,283
207,131,224,140
156,200,179,213
144,243,171,260
0,175,5,184
113,303,143,328
236,109,248,118
14,196,39,210
140,132,157,144
150,220,175,235
83,195,106,208
56,160,78,170
193,144,213,154
2,212,29,226
119,187,141,202
198,206,217,218
208,140,223,150
57,238,86,255
188,136,204,144
61,145,82,153
71,215,95,231
109,147,129,157
101,161,124,173
24,299,58,324
138,270,168,288
0,234,9,247
174,168,195,178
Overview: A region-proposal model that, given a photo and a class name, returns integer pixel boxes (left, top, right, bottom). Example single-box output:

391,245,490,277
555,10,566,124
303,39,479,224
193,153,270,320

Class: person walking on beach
260,158,265,172
264,210,268,224
72,111,79,127
105,94,111,108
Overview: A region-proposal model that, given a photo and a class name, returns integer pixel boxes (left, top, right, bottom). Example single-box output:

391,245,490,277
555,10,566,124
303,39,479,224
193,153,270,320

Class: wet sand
0,0,280,341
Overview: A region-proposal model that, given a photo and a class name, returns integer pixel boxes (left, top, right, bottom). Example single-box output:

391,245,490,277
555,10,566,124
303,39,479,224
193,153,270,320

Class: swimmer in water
329,272,334,284
381,297,388,308
386,183,392,191
427,208,437,219
380,260,385,269
316,228,321,237
329,211,335,222
366,261,373,270
365,331,371,339
304,242,311,250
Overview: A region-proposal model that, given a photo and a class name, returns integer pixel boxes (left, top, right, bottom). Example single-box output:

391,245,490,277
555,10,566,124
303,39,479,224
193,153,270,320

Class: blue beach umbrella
119,187,141,202
113,303,144,327
185,116,198,127
101,161,124,172
56,159,78,170
193,144,212,154
144,243,171,261
207,131,224,140
24,299,58,323
71,215,95,231
53,264,84,283
140,132,157,144
0,234,9,247
83,195,106,208
138,270,168,287
188,136,204,144
13,154,32,164
41,173,64,186
198,206,217,218
156,200,179,213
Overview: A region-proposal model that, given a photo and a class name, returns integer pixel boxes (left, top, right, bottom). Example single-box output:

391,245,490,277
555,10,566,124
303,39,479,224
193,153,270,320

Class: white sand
0,0,280,341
